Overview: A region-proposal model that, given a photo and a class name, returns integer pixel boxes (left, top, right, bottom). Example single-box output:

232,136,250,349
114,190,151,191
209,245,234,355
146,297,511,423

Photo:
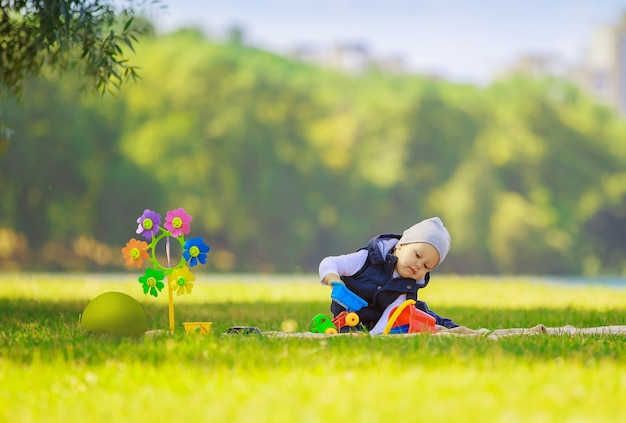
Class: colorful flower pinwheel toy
122,207,210,332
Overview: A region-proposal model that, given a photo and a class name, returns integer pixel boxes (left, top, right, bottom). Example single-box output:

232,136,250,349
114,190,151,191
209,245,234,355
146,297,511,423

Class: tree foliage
0,0,152,98
1,29,625,275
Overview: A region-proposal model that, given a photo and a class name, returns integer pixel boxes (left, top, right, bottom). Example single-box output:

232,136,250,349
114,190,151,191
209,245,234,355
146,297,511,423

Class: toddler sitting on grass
318,217,458,333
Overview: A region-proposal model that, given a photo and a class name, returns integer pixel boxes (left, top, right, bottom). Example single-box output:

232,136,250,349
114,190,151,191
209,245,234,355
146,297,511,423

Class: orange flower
121,238,150,268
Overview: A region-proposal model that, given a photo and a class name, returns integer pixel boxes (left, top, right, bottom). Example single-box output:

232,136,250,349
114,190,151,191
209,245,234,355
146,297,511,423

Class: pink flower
164,207,192,237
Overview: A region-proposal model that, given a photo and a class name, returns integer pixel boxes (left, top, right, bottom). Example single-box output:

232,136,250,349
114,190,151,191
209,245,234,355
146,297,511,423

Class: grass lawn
1,273,625,422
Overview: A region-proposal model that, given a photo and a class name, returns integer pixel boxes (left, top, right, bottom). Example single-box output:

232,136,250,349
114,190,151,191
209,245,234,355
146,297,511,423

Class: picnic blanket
264,324,626,339
434,324,626,339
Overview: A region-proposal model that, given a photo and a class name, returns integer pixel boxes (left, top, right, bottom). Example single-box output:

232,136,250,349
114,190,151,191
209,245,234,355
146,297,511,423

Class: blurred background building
288,11,626,117
500,12,626,117
289,42,409,75
578,13,626,116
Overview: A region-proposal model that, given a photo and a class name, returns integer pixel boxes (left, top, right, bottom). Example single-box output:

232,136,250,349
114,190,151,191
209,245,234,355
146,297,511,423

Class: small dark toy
225,326,263,335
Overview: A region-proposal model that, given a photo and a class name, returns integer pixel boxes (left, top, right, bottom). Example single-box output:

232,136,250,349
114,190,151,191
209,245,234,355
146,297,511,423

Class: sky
143,0,626,84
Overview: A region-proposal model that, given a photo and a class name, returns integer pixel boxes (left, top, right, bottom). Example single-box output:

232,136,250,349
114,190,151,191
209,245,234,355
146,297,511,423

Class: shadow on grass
1,297,623,330
1,297,625,365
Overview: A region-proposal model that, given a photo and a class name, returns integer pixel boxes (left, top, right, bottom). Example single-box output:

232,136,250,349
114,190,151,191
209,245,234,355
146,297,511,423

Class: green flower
138,268,165,297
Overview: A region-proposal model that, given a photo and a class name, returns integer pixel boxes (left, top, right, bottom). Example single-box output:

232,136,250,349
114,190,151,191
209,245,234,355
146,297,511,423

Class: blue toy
330,281,367,311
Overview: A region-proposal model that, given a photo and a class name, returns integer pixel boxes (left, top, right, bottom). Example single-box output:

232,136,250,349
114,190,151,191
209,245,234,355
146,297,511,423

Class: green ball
80,291,147,336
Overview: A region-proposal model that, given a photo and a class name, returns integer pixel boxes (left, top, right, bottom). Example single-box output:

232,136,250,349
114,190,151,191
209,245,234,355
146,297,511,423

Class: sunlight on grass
1,273,626,422
427,276,626,310
2,273,625,310
3,339,626,422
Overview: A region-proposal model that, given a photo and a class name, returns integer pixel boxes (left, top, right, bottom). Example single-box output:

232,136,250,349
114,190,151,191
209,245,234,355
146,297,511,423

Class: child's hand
322,273,342,286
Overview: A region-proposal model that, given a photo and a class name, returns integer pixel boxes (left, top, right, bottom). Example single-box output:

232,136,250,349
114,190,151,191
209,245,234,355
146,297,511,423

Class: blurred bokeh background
1,0,626,276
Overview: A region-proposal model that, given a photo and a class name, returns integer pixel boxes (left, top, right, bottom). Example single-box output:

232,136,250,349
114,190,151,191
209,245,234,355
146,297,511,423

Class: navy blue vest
331,233,431,327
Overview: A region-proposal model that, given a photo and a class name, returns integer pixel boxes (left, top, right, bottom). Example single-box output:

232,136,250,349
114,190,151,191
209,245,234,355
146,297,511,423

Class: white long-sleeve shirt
318,238,403,283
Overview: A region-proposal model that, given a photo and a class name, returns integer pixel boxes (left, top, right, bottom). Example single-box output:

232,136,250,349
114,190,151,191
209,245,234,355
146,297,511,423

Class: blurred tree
403,89,480,188
1,30,625,274
0,0,158,154
582,201,626,274
0,72,164,269
117,30,337,271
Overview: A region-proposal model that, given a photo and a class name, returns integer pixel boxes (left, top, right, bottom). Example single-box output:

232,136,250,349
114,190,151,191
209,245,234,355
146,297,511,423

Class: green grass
1,273,626,422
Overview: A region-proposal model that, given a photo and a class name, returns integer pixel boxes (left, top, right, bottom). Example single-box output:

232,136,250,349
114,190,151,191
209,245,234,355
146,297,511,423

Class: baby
318,217,458,333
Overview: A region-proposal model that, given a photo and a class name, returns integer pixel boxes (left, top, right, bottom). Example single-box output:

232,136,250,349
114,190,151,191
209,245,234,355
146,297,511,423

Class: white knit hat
398,217,451,264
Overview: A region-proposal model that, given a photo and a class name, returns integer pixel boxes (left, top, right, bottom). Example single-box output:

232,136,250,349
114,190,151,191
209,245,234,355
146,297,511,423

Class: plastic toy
310,314,338,334
332,310,360,328
382,299,437,335
310,282,368,334
183,322,213,335
330,281,368,311
121,207,211,332
224,326,263,335
80,291,147,336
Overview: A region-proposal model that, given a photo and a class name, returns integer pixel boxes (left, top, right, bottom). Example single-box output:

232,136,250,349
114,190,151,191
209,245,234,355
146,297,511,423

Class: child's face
393,242,440,281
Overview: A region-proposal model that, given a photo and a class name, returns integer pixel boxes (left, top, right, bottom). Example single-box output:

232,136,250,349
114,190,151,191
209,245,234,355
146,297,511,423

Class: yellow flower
169,266,196,296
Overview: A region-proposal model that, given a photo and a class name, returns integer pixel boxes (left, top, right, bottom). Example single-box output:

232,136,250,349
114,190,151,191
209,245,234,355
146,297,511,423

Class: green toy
80,291,147,336
310,314,338,334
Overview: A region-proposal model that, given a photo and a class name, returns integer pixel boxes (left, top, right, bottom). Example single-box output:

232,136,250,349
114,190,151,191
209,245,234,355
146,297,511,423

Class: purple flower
136,209,161,240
